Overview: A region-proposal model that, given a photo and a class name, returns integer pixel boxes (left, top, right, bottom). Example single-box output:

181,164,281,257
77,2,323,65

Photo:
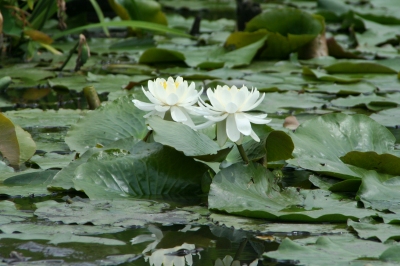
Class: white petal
155,105,170,112
217,120,228,147
233,88,247,108
171,106,188,122
226,114,240,142
132,100,156,111
246,92,265,111
225,102,239,113
154,82,167,102
243,113,272,124
166,93,179,105
143,88,162,105
241,89,260,111
205,113,229,122
250,129,260,142
192,120,215,130
235,113,252,135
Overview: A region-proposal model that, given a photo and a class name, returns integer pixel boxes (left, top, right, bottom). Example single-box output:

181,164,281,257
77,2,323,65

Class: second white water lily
133,76,202,127
196,85,271,146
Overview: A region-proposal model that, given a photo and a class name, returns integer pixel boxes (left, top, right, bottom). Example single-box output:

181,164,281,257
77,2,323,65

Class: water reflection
131,225,203,266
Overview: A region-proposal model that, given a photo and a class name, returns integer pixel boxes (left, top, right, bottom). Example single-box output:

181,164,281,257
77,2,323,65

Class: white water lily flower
132,76,202,127
196,85,271,146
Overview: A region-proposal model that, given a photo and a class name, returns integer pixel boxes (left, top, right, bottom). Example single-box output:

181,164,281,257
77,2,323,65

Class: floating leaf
148,116,220,157
307,82,376,95
370,108,400,127
108,0,167,25
341,151,400,176
208,162,376,222
255,91,327,113
65,95,147,153
264,235,392,265
303,67,362,83
324,62,397,74
139,48,185,64
348,219,400,243
245,7,324,59
73,142,207,199
331,93,400,111
35,199,200,227
356,171,400,212
287,113,396,179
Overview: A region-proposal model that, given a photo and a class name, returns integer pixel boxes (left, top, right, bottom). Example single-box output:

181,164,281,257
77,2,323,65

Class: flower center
162,81,180,90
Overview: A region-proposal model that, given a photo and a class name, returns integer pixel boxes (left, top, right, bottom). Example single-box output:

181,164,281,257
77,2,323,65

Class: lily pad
0,201,33,225
324,62,397,74
4,109,84,128
370,108,400,127
0,233,126,245
307,82,376,95
331,93,400,111
65,95,147,153
148,116,220,157
210,213,347,235
348,219,400,243
264,235,394,266
341,151,400,176
256,91,327,113
303,67,362,83
208,162,376,222
356,171,400,212
73,142,208,199
287,113,396,179
34,199,200,227
245,7,324,59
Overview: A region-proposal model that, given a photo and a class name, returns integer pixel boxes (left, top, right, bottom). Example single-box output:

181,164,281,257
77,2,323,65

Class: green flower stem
237,144,249,164
143,130,153,142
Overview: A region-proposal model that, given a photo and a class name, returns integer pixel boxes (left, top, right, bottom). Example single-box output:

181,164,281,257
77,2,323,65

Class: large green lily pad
245,7,324,59
287,113,396,179
356,172,400,212
208,162,376,222
348,219,400,243
73,142,208,199
65,95,147,153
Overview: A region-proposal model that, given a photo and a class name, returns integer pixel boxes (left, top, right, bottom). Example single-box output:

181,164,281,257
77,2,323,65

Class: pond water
1,193,348,266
